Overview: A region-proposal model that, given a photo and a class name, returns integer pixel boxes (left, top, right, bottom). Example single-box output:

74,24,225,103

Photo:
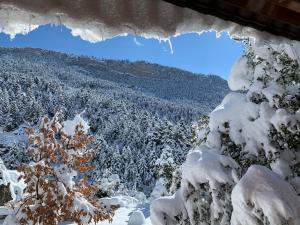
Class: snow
290,176,300,195
149,178,167,201
0,0,292,45
57,196,152,225
0,126,27,147
228,57,252,91
208,92,271,156
0,1,300,225
150,147,240,225
128,211,146,225
0,159,25,201
0,159,25,225
229,41,300,93
231,165,300,225
0,207,13,216
150,34,300,225
207,83,299,160
97,206,150,225
62,114,90,136
155,146,174,166
97,174,121,197
150,191,187,225
2,214,18,225
181,147,239,189
101,196,139,209
54,164,77,188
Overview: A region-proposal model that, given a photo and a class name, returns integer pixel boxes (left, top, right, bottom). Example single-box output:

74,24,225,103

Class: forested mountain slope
0,47,229,194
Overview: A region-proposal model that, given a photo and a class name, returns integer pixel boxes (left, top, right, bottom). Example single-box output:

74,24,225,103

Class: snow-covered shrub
191,115,210,147
150,145,183,200
151,40,300,225
11,114,112,225
156,147,176,186
95,173,121,198
168,166,182,195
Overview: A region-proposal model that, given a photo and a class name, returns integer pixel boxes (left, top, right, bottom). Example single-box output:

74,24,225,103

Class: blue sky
0,25,244,79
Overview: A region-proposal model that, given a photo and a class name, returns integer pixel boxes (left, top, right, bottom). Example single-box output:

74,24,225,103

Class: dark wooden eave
163,0,300,41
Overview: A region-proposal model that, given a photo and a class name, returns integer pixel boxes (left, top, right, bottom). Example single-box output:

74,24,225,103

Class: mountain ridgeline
0,47,229,194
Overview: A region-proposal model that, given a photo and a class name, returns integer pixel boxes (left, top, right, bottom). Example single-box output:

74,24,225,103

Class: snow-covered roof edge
0,0,294,45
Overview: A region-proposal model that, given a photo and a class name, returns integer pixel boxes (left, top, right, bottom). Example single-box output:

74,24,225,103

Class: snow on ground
0,159,25,201
50,196,152,225
0,126,27,148
0,196,152,225
97,206,151,225
98,196,152,225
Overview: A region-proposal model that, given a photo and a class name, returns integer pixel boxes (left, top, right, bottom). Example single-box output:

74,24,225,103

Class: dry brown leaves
16,114,113,225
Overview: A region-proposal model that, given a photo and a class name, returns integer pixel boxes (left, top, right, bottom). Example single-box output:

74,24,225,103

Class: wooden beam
163,0,300,41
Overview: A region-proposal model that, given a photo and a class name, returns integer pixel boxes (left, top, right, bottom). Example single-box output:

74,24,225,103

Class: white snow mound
231,165,300,225
128,211,146,225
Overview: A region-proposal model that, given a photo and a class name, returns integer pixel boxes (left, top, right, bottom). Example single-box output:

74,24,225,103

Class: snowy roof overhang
0,0,296,45
165,0,300,41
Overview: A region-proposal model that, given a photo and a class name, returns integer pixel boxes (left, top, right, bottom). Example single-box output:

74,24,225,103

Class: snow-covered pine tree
156,146,176,190
191,115,209,148
14,114,113,225
151,145,176,200
151,40,300,225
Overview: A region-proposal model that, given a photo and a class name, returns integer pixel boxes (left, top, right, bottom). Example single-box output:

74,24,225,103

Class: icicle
123,23,137,37
6,8,9,25
56,13,63,32
95,22,105,41
216,31,221,38
167,38,173,54
133,36,142,46
28,14,32,32
100,27,104,41
6,9,15,40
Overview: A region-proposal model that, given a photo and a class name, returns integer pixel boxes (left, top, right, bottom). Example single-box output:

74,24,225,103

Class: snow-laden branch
231,165,300,225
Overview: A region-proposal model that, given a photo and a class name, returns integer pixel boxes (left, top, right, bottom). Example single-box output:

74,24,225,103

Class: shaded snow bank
128,211,146,225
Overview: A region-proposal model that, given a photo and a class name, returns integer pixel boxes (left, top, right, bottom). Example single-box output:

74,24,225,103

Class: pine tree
153,145,176,195
191,115,209,147
151,41,300,225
